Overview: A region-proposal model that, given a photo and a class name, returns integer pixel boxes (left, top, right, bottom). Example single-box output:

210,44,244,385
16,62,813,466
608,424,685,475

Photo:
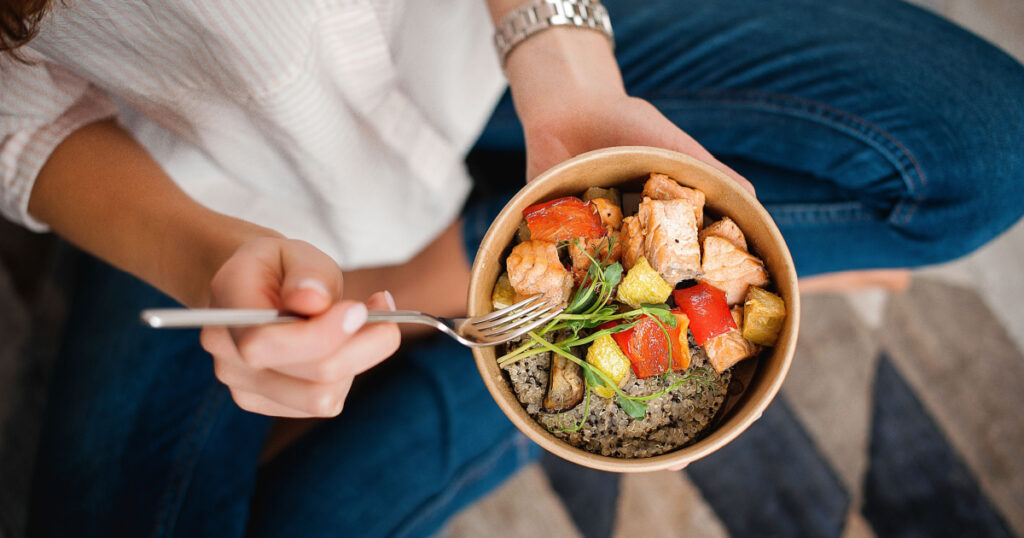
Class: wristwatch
494,0,614,68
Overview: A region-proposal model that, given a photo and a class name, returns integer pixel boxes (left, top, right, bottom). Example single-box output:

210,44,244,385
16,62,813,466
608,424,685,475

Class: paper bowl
467,146,800,472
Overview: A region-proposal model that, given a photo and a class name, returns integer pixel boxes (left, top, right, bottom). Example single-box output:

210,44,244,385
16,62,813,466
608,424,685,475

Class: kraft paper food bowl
467,146,800,473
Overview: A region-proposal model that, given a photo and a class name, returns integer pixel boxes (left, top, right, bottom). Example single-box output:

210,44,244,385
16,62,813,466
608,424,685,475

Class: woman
2,0,1023,536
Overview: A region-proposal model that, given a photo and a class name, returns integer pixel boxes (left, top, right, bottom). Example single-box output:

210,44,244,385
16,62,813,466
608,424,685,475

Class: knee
887,53,1024,265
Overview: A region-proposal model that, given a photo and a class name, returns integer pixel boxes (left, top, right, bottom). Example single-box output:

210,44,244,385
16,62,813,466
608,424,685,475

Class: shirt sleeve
0,50,118,231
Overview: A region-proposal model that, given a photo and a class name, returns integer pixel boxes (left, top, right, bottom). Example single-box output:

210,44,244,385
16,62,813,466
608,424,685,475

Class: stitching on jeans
151,386,228,538
767,201,878,226
645,88,929,226
389,429,521,538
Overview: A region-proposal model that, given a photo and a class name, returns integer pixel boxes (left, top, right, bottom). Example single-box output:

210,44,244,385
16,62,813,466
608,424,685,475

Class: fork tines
471,294,564,340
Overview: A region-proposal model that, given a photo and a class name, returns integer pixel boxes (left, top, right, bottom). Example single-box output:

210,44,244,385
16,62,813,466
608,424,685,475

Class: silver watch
494,0,614,68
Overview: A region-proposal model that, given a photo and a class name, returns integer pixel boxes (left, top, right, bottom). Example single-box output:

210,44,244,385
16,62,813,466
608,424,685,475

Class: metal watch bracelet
494,0,614,68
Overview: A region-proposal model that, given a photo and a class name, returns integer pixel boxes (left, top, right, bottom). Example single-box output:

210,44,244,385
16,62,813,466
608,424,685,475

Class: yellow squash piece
585,334,632,398
742,286,786,346
616,256,674,307
491,273,516,311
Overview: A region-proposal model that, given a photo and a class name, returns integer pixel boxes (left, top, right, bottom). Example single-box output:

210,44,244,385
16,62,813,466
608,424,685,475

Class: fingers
279,240,344,315
228,389,318,418
273,291,400,381
201,289,401,417
231,300,368,369
207,325,358,416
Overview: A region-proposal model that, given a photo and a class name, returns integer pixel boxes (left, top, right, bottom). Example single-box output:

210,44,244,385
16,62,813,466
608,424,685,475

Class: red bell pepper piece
667,310,690,371
627,316,671,378
673,283,736,345
599,317,681,379
522,196,605,243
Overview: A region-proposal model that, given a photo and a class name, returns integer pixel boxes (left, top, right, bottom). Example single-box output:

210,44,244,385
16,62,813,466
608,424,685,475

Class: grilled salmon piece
638,197,701,286
643,173,706,229
704,307,760,373
699,217,747,253
591,197,623,231
620,215,644,271
700,235,769,305
569,234,623,285
506,240,574,305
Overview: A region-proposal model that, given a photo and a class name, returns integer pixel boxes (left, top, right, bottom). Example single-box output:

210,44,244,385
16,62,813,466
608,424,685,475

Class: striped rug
447,280,1024,537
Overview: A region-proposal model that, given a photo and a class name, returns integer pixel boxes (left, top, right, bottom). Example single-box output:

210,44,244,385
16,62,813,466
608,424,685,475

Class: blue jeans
28,0,1024,536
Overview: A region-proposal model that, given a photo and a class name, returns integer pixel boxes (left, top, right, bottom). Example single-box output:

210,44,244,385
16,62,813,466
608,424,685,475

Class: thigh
28,252,271,538
477,0,1024,275
248,334,537,538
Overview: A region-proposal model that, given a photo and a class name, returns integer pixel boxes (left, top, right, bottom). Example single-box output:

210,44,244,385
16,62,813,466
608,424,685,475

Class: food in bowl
492,173,787,458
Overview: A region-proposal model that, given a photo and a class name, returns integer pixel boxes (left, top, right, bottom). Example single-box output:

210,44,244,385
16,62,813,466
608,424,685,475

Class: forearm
485,0,624,123
28,119,280,307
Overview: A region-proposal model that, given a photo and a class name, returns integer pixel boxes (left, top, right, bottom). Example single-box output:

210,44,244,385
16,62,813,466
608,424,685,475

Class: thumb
279,240,344,316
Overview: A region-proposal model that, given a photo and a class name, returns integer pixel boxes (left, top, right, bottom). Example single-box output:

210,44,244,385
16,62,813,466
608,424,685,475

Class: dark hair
1,0,52,58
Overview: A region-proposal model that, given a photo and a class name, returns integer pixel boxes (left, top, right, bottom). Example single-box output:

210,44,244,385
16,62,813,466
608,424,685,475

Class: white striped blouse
0,0,506,269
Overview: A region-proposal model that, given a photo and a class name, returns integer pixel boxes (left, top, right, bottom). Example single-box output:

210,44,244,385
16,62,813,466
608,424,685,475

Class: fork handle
140,308,432,329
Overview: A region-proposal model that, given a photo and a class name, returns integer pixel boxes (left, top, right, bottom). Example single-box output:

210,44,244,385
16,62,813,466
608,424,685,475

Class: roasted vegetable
668,310,692,371
603,316,686,379
704,307,759,373
619,316,670,378
673,282,737,345
742,286,786,346
516,220,531,242
582,186,622,207
616,256,674,307
585,334,632,398
545,354,585,411
491,273,516,310
522,196,605,243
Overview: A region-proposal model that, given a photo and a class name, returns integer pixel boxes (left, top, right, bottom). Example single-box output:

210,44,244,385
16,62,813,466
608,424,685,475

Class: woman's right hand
199,238,402,417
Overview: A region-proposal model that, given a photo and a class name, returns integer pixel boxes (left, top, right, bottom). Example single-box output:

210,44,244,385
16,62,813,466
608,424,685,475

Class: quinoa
500,333,732,458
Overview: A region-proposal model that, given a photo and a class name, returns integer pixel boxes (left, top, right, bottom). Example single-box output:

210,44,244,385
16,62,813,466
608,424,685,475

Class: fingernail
342,303,368,333
383,290,396,311
297,278,330,298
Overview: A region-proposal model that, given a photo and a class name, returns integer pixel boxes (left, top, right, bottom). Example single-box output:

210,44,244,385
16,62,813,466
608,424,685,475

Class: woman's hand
200,238,401,417
503,28,753,194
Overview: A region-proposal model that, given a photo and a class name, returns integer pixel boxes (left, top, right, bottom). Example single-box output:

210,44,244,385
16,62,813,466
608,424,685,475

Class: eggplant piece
544,354,585,411
516,220,531,242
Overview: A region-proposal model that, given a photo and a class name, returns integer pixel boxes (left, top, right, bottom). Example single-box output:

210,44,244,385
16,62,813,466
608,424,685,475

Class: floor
446,1,1024,536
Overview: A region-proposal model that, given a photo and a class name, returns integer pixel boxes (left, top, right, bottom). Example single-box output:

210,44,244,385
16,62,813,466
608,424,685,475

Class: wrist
169,211,283,308
504,27,625,127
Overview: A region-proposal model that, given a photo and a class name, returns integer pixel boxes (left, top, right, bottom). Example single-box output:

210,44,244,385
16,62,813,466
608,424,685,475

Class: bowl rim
467,145,800,472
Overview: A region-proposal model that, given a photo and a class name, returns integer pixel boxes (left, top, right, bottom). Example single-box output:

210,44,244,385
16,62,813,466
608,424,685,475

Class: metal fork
139,294,564,348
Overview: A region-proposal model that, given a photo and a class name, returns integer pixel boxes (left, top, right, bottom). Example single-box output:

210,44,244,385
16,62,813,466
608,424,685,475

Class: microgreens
496,233,719,426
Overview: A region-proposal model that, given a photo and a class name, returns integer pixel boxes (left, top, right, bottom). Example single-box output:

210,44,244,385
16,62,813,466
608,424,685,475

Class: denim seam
766,201,878,226
389,429,522,538
150,386,229,538
644,88,929,226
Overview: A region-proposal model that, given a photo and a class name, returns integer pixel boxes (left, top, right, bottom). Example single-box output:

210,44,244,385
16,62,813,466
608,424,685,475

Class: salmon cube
704,307,760,373
506,240,574,306
700,236,769,305
638,197,702,286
